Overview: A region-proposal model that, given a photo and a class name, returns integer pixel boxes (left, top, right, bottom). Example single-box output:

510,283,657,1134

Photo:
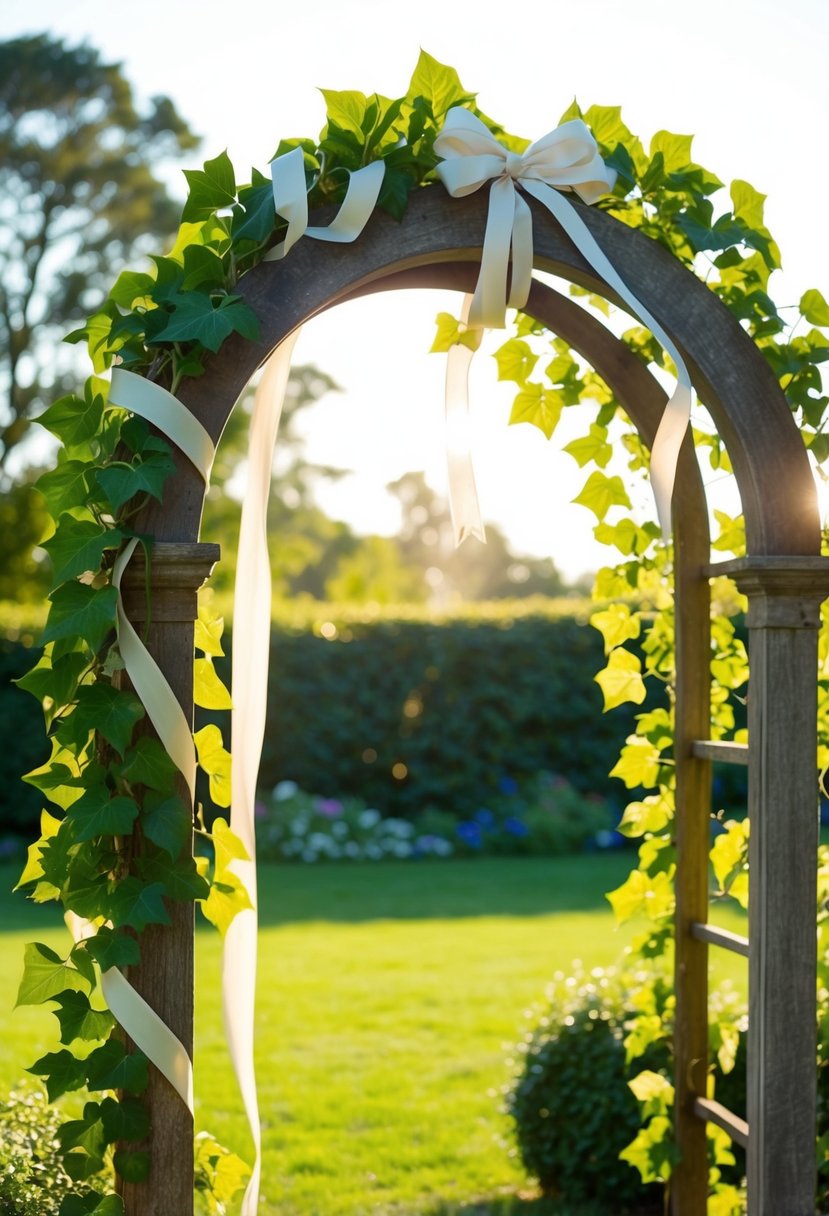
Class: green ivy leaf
42,517,122,584
113,1149,151,1183
572,470,632,521
619,1114,678,1183
59,1193,125,1216
81,926,141,973
407,49,475,119
28,1048,88,1101
85,1040,149,1095
16,941,91,1007
95,451,175,510
66,787,140,842
232,182,275,245
141,792,191,858
36,460,92,518
119,736,179,791
53,991,116,1044
99,1096,150,1144
649,129,693,172
40,583,119,653
109,269,155,309
182,151,237,222
181,243,227,292
16,650,89,721
139,848,210,901
69,684,145,756
108,877,170,932
153,292,260,351
63,1150,107,1181
38,393,104,453
617,793,674,839
801,288,829,327
57,1100,107,1158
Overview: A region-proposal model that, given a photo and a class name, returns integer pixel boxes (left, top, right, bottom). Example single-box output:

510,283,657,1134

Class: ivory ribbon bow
434,107,694,537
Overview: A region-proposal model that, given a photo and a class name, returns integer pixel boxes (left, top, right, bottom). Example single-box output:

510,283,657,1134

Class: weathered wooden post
117,540,219,1216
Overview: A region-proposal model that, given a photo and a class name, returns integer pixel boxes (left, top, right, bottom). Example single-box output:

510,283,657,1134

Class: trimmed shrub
505,967,668,1211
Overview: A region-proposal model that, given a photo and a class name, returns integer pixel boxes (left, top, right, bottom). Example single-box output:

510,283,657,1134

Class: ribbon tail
226,330,300,1216
507,192,533,313
468,178,520,330
446,296,486,546
265,147,310,262
522,178,693,534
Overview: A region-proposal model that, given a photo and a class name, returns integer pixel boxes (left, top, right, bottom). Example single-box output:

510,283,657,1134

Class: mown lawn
0,854,746,1215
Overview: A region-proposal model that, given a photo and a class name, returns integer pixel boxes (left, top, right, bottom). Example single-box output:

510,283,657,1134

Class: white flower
392,842,412,858
290,817,309,836
365,843,382,859
274,780,299,801
358,809,381,829
432,838,453,856
301,848,318,863
344,842,362,859
385,818,414,838
332,821,348,838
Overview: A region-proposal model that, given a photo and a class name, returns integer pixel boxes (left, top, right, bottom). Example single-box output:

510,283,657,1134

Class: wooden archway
127,186,829,1216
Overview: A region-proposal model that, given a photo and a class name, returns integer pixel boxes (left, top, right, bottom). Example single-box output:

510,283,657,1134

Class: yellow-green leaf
430,312,482,353
617,792,673,838
194,658,232,710
609,735,661,787
15,809,62,891
595,649,647,712
572,470,631,521
195,604,225,657
194,724,232,808
493,337,537,382
801,288,829,327
629,1069,674,1118
591,603,641,654
508,385,564,440
711,819,750,891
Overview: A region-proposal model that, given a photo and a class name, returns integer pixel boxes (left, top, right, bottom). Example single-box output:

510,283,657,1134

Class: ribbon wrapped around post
433,106,694,539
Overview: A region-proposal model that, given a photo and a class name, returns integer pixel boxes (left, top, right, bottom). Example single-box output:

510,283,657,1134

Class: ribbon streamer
225,334,300,1215
264,147,385,262
445,295,486,545
435,107,692,535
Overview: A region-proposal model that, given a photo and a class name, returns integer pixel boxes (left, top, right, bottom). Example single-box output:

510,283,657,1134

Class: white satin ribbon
66,375,217,1143
445,296,486,545
225,334,299,1215
67,911,194,1112
435,107,693,535
110,368,215,483
264,146,385,262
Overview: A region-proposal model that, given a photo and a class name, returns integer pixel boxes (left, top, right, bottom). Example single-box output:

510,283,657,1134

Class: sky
2,0,827,579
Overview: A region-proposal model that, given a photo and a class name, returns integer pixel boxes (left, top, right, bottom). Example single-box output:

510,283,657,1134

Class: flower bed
253,773,617,863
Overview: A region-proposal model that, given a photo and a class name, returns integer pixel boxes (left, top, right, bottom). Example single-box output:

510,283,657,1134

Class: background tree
0,33,199,482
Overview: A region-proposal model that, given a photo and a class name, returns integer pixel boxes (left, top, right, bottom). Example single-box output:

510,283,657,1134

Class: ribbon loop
435,106,692,535
265,148,385,263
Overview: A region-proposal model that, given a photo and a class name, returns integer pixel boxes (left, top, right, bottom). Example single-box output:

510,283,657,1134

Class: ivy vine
12,47,829,1213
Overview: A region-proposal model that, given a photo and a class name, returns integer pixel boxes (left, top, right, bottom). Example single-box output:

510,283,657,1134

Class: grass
0,853,747,1215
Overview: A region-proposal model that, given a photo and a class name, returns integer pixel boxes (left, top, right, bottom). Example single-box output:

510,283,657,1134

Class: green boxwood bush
505,966,669,1212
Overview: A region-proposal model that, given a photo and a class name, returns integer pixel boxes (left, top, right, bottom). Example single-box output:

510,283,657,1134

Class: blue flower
457,821,483,848
474,807,496,828
504,816,529,837
498,775,519,796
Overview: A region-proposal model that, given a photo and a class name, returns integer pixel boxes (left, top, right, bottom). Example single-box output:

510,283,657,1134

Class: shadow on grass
424,1194,659,1216
0,851,636,934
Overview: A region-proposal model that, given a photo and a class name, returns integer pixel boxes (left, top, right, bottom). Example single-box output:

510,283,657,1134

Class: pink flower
316,798,344,817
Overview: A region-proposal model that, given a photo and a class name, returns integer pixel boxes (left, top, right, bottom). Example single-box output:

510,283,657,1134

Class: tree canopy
0,33,199,480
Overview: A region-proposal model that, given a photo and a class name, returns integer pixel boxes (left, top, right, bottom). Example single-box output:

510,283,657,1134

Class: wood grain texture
734,561,829,1215
117,542,219,1216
